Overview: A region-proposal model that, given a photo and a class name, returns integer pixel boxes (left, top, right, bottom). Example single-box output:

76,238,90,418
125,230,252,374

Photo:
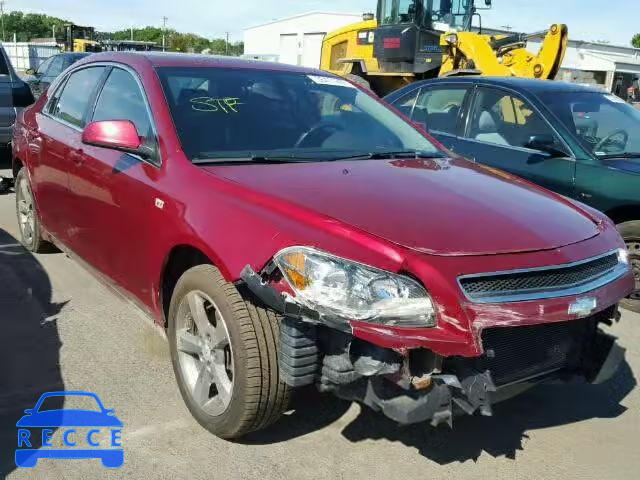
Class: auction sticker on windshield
307,75,357,88
15,391,123,469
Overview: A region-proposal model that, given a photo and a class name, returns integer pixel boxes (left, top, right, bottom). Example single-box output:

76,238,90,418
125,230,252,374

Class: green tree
2,11,69,42
633,33,640,48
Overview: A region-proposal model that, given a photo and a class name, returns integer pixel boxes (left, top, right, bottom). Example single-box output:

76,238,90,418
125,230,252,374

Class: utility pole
162,16,168,52
0,1,6,43
225,31,229,55
130,26,134,41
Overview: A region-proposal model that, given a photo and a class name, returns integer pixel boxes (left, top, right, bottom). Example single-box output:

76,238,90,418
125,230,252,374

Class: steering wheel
295,122,344,148
594,129,629,153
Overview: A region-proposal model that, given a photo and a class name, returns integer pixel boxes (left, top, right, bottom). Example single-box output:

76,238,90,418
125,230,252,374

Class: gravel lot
0,160,639,480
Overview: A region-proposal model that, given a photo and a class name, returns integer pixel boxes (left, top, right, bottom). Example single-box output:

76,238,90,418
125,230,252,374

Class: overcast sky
9,0,638,46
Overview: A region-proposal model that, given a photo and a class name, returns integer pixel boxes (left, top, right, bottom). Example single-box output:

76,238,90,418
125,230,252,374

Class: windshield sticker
190,97,243,113
605,94,626,104
307,75,357,89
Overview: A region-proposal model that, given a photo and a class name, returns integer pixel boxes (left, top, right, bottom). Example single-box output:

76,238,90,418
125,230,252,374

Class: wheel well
605,205,640,225
160,245,213,326
12,157,23,179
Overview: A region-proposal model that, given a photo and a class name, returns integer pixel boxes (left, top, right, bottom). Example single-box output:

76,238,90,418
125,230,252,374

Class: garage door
302,33,326,69
279,34,299,66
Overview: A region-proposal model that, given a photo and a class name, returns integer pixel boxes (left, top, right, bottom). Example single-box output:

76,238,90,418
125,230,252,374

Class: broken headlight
274,247,435,327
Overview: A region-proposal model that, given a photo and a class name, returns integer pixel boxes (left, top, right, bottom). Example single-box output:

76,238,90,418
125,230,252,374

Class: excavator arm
439,24,568,80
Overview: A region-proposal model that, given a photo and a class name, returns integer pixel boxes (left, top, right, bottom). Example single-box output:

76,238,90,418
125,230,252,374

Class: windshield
379,0,473,28
156,67,440,162
540,91,640,157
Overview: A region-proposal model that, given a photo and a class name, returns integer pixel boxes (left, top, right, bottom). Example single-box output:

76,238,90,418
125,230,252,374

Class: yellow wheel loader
321,0,568,96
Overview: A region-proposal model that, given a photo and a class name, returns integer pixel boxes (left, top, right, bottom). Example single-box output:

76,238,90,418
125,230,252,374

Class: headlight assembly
274,247,435,327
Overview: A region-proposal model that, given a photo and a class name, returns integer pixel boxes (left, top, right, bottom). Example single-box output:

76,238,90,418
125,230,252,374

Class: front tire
168,265,290,439
618,221,640,314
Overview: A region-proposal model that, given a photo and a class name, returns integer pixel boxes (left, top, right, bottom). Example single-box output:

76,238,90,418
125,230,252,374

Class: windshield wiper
330,150,445,161
597,152,640,159
192,155,315,165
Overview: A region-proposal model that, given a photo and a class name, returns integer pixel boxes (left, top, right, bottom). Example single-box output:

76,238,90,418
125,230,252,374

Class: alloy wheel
16,176,35,246
175,290,234,416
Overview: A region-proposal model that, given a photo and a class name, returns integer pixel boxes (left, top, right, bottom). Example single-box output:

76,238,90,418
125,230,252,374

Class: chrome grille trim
458,249,628,304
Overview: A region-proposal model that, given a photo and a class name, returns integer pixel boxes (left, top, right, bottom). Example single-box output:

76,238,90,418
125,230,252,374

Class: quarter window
51,67,105,128
92,68,152,137
468,88,561,149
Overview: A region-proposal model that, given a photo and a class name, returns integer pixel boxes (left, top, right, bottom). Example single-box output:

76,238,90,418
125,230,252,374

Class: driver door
454,86,577,197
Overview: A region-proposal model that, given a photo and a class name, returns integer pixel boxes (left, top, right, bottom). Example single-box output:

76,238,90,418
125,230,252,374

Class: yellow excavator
321,0,568,96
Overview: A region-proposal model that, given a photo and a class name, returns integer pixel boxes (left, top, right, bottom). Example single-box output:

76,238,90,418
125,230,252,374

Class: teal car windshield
540,91,640,157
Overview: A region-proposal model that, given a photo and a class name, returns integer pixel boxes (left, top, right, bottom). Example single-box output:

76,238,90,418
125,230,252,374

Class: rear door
68,66,162,302
392,83,472,155
454,86,577,196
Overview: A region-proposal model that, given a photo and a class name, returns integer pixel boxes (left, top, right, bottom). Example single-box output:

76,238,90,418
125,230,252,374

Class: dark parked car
0,44,34,146
386,77,640,312
25,52,90,99
12,53,634,439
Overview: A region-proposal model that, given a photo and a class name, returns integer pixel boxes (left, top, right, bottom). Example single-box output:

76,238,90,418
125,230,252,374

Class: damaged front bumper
242,265,626,427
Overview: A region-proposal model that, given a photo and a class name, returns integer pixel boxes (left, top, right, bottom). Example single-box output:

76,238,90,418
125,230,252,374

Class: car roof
79,51,328,75
387,76,604,99
55,52,90,59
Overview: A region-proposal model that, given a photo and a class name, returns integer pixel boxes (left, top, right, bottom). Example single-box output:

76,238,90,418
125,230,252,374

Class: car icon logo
15,391,123,468
568,297,597,317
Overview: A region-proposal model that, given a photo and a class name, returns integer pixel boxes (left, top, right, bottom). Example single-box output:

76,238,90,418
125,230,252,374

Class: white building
243,11,364,68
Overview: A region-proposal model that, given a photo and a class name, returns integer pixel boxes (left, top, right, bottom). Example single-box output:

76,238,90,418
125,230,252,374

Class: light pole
162,16,168,51
225,31,229,55
0,1,6,43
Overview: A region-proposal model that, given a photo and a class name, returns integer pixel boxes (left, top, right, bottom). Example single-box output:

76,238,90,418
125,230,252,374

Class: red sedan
12,52,634,439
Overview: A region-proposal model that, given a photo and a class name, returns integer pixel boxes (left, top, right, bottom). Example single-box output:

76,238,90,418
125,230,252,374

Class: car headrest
477,111,498,133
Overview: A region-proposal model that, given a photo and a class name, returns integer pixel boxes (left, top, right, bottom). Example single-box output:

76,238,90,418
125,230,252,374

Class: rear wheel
168,265,290,438
618,221,640,314
15,168,52,253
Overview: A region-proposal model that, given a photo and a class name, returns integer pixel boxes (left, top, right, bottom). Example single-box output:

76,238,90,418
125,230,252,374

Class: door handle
69,149,84,166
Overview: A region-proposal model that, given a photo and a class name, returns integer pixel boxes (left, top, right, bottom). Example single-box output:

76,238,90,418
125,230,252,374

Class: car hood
204,157,600,256
602,158,640,174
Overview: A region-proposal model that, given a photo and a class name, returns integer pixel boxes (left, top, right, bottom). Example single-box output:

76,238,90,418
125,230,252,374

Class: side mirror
485,0,492,6
82,120,153,159
525,134,568,158
23,409,34,414
25,68,36,76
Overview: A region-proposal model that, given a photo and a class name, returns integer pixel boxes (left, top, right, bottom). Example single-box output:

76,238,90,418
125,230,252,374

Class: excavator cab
374,0,490,74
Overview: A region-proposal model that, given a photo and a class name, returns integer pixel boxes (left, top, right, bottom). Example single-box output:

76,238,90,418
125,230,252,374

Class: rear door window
51,67,105,128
